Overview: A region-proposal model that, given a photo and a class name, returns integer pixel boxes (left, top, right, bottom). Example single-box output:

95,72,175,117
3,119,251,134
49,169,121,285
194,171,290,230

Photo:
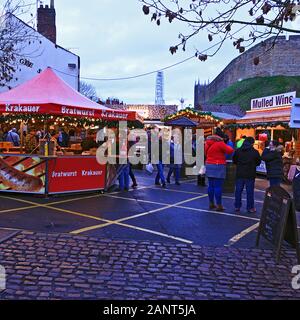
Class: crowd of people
117,126,300,214
0,125,102,155
203,128,291,213
1,124,299,213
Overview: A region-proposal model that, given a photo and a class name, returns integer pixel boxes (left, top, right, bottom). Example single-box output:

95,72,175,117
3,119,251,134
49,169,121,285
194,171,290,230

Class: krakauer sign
251,91,296,110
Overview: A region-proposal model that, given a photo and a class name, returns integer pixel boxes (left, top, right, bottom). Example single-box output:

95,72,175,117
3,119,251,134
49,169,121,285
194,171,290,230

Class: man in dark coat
261,140,284,187
233,137,261,213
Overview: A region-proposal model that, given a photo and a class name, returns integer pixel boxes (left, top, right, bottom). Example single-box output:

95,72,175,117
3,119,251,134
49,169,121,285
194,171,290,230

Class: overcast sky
51,0,242,106
13,0,299,106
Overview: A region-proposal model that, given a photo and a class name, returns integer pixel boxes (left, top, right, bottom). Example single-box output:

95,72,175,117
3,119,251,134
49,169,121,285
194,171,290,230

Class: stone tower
37,0,56,43
194,81,209,110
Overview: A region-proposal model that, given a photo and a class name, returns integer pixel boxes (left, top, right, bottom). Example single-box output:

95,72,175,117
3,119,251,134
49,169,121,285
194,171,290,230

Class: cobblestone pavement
0,230,299,300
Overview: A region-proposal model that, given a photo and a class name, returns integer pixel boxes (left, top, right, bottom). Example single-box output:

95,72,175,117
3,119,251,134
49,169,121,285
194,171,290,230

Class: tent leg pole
20,121,24,154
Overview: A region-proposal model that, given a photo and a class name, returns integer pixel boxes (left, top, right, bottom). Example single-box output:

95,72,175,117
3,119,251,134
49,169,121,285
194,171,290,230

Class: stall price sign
256,186,300,263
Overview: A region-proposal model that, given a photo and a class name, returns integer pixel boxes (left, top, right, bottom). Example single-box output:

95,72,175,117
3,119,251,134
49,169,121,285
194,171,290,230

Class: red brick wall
37,5,56,44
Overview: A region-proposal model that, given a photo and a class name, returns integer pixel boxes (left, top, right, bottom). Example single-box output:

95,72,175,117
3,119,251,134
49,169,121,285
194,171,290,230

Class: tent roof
165,116,198,127
0,67,108,110
0,68,140,122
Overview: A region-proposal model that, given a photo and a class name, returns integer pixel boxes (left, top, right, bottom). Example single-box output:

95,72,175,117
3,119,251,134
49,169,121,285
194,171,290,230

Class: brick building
0,0,80,93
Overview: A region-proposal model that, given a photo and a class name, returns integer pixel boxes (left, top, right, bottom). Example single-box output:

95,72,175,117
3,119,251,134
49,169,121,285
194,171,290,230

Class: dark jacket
233,141,261,179
261,148,283,179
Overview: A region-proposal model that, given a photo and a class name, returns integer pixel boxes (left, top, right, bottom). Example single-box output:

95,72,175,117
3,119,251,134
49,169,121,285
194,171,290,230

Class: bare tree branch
139,0,300,62
79,81,98,102
0,0,40,89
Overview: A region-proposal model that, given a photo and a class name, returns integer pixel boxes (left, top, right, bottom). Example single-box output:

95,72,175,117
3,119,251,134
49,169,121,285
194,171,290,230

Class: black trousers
129,164,137,185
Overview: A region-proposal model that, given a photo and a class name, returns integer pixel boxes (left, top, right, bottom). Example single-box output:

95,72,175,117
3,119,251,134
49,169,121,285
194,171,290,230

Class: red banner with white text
0,103,140,121
48,157,106,193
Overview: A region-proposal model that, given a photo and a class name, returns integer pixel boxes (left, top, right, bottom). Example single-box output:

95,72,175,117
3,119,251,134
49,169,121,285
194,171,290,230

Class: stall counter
0,154,125,195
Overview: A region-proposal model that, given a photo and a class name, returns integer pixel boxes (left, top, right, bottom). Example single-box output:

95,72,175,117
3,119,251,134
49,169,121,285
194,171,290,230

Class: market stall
164,107,221,135
0,67,141,195
225,92,299,179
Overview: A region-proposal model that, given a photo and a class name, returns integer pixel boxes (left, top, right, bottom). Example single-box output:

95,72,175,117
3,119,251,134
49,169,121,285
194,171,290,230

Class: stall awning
0,67,140,122
236,107,291,124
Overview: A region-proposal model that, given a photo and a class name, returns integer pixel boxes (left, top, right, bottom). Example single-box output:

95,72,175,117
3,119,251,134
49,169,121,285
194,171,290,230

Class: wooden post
20,121,24,154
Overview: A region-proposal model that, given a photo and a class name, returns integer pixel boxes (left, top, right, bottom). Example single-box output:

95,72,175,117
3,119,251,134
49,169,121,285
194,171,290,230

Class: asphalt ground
0,169,298,250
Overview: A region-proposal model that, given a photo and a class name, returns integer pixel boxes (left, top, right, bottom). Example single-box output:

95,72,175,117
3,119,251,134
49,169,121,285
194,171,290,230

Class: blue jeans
118,165,130,190
207,178,224,205
155,162,166,184
269,178,282,187
167,164,180,183
235,178,255,210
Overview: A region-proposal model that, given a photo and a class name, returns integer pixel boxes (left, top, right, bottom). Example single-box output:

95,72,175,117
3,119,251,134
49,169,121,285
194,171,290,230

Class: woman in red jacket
205,129,234,211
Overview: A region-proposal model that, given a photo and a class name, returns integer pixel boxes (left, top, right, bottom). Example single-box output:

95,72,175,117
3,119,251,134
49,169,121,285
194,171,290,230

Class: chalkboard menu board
256,186,300,263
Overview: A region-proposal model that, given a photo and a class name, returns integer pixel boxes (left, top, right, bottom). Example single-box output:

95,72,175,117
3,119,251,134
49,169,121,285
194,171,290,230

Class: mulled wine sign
256,186,300,263
251,91,296,110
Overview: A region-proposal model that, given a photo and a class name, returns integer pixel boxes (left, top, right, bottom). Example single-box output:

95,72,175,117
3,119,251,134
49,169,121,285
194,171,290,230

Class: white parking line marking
0,186,152,214
102,193,260,222
71,221,193,244
176,205,260,222
223,195,264,204
225,223,260,247
70,194,207,234
255,189,267,194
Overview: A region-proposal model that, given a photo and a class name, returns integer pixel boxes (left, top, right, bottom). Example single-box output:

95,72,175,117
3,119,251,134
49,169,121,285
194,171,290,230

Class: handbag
199,165,206,175
145,163,154,175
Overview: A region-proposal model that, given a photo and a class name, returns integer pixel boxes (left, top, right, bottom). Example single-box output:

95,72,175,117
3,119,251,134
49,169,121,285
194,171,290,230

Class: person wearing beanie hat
233,136,261,213
261,140,284,187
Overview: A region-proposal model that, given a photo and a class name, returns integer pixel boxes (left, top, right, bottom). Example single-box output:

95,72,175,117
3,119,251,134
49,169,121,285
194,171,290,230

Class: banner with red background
48,157,106,193
1,104,139,121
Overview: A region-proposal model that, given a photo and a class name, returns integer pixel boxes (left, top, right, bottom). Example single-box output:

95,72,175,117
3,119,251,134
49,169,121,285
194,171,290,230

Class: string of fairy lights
0,114,143,129
224,122,291,130
164,107,221,122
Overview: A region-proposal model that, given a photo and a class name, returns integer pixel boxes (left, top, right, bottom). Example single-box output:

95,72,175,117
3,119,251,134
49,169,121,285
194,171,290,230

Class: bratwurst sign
251,91,296,110
1,104,135,121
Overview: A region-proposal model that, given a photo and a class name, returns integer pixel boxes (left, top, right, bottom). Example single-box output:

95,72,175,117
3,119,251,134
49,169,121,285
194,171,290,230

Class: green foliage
210,76,300,111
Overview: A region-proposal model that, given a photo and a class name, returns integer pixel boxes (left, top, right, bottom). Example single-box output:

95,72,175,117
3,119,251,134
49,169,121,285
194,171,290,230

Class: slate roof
165,116,198,127
199,104,246,117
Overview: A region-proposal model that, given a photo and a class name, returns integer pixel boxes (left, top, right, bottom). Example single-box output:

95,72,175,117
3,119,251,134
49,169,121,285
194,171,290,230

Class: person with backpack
233,137,261,213
6,128,20,146
261,140,284,187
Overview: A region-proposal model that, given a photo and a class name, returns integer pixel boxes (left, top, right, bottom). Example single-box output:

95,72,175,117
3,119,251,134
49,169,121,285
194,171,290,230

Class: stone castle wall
195,35,300,107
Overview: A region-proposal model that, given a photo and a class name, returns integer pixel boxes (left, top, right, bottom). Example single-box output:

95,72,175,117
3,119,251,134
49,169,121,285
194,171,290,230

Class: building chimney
37,1,56,43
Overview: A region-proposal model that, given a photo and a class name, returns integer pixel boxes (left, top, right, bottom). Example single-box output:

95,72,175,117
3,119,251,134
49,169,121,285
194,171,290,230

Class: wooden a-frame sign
256,186,300,264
